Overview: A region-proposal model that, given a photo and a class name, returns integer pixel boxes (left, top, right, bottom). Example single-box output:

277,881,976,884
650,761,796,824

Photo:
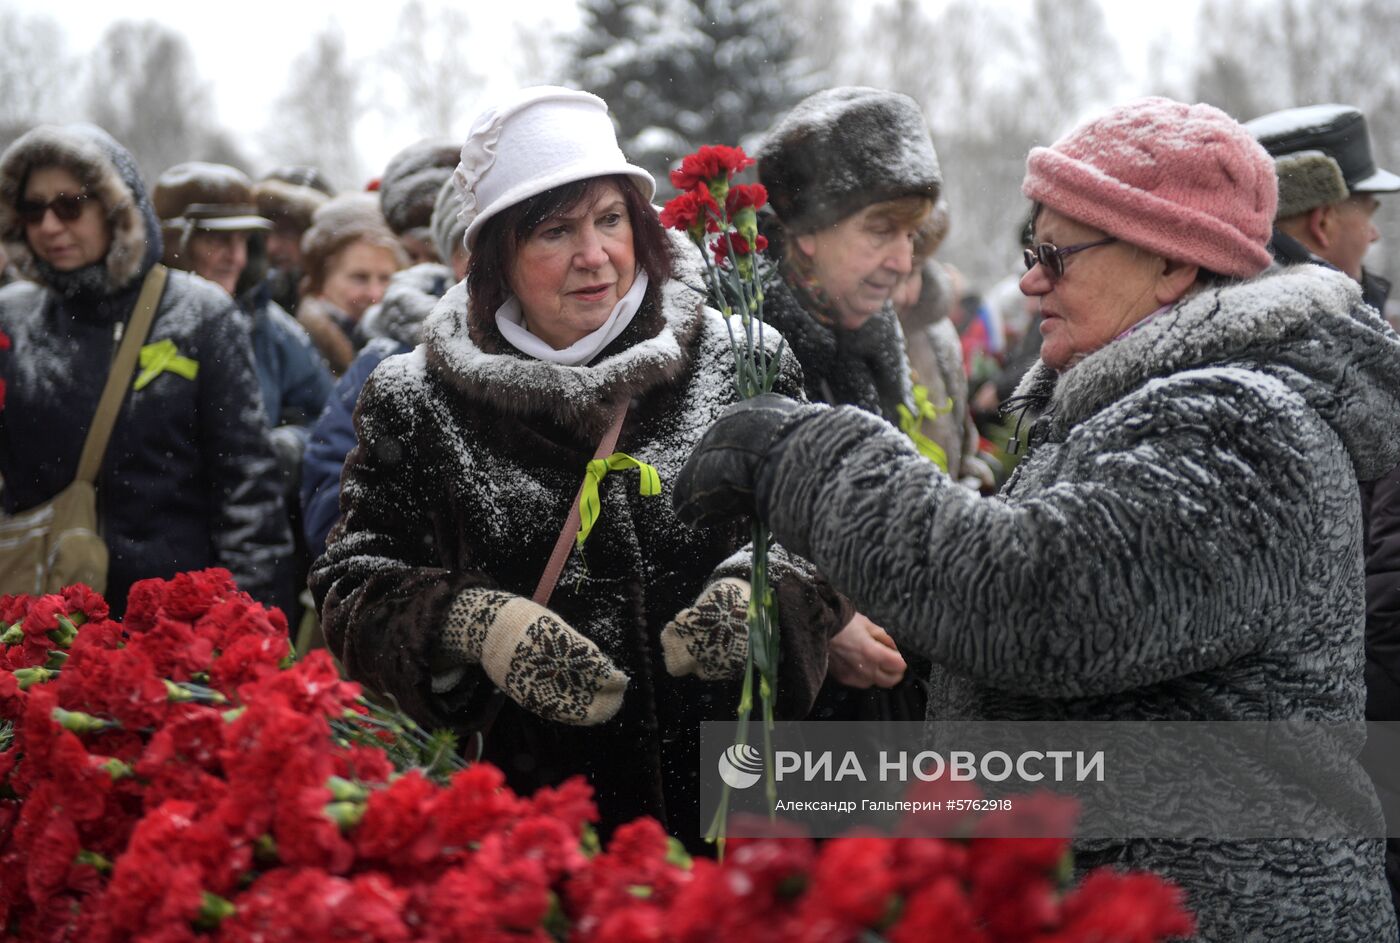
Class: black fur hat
758,87,941,233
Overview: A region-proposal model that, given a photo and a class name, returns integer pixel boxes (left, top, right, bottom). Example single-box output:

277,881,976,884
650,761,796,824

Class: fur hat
255,178,329,234
453,86,655,250
432,175,467,263
153,161,272,288
262,165,336,196
380,138,459,236
1271,151,1350,219
758,87,941,233
1022,97,1276,278
0,123,161,294
1245,104,1400,220
299,193,405,294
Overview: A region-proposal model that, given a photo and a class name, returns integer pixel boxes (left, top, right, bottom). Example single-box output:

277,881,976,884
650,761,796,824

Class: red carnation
353,770,443,871
670,145,754,192
161,569,240,622
710,233,768,264
800,835,897,928
725,183,767,215
659,185,720,236
1050,870,1196,943
888,876,987,943
61,584,109,623
526,775,597,834
430,763,528,850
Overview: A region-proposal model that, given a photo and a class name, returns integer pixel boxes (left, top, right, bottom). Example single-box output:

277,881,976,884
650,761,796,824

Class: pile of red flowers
0,571,1194,942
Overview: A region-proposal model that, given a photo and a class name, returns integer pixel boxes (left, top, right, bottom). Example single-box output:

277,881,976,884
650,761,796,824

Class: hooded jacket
749,265,1400,940
0,125,293,615
311,253,846,849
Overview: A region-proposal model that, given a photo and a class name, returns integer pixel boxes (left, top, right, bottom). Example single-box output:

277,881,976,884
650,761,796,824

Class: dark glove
673,392,809,527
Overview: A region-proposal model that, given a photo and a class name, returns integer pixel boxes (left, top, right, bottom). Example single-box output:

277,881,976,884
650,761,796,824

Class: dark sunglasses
1022,236,1117,279
17,192,93,225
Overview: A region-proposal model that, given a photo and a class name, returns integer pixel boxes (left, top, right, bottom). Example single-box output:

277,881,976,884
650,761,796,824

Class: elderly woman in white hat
310,86,844,848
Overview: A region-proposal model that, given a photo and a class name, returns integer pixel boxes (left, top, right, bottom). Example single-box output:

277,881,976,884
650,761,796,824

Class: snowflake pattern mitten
434,588,628,725
660,578,751,680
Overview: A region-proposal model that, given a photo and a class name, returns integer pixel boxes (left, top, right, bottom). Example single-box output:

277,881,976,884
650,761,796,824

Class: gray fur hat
380,137,459,236
262,165,336,196
758,87,941,233
1272,151,1350,219
431,175,467,263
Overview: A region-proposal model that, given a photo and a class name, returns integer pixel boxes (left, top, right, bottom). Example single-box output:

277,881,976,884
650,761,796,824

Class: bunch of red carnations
0,570,1193,942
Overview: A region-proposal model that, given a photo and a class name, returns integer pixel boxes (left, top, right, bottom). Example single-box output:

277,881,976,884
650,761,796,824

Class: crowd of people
2,83,1400,940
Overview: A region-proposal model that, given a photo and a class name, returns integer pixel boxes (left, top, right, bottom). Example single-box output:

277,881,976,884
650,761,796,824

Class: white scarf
495,271,649,366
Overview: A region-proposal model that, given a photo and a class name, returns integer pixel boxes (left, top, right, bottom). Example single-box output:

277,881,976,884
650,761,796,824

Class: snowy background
2,0,1397,294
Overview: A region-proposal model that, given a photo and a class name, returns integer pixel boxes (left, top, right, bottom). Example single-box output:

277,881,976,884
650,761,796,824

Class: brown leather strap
532,398,629,605
75,264,168,484
470,399,631,758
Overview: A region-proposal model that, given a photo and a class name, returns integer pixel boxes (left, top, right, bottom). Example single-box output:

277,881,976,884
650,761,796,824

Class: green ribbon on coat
896,383,952,472
577,452,662,549
133,339,198,391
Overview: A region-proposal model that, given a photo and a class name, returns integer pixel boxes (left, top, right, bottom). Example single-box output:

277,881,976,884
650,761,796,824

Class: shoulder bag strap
469,398,631,758
532,397,630,606
74,264,169,485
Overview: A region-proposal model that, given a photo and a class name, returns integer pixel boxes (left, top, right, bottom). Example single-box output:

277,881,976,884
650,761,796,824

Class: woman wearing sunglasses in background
675,98,1400,939
0,124,292,616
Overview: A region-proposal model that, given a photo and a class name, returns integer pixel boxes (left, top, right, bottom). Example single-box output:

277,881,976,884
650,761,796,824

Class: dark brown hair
467,175,673,325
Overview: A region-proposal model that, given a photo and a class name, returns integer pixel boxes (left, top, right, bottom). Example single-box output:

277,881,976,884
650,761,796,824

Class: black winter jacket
0,125,293,615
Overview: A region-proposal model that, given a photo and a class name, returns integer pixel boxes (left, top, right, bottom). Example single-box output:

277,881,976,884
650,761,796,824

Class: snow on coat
0,125,294,616
311,261,846,847
750,264,1400,940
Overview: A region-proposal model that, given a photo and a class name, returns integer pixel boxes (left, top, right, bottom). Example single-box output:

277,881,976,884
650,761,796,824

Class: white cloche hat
453,86,655,251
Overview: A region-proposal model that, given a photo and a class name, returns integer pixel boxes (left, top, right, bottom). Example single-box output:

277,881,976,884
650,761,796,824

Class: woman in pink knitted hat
675,97,1400,939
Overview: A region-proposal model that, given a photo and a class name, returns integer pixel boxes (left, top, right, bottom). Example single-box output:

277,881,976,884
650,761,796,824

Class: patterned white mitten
434,588,628,725
660,578,751,680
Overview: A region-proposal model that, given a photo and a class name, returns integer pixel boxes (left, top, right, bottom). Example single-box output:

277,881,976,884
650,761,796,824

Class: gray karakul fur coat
311,246,848,851
747,264,1400,940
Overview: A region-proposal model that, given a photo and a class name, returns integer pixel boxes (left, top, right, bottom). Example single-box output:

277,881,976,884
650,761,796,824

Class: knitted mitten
660,578,751,680
433,588,628,725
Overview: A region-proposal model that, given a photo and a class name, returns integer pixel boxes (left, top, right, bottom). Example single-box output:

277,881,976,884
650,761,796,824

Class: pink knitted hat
1022,97,1277,278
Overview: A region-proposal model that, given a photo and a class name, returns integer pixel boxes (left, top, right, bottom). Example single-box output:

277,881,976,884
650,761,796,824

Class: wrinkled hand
661,578,750,680
827,613,906,689
673,393,807,528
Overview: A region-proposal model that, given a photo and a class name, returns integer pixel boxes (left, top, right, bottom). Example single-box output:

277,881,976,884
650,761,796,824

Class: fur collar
0,125,159,295
1012,265,1400,478
422,267,707,439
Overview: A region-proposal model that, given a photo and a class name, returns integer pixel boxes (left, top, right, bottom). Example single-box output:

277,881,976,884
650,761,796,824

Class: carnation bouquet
0,571,1193,942
660,146,784,846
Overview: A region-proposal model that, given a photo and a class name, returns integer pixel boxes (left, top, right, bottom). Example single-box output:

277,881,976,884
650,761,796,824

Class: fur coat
748,265,1400,940
311,258,846,848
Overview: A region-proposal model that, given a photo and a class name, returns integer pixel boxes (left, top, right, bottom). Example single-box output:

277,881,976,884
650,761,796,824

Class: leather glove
432,588,628,726
660,578,750,680
673,392,809,528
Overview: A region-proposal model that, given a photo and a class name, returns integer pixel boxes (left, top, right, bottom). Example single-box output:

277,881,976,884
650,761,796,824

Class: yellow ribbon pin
577,452,662,548
897,384,953,472
134,339,198,391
